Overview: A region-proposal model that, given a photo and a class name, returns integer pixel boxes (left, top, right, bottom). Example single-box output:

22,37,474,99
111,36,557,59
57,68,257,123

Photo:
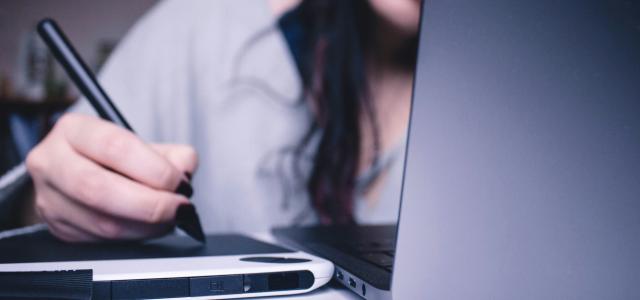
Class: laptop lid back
393,0,640,298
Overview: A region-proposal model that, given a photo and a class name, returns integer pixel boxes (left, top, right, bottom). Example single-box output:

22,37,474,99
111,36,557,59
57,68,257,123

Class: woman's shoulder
94,0,278,139
100,0,282,97
143,0,276,34
122,0,282,77
96,0,300,141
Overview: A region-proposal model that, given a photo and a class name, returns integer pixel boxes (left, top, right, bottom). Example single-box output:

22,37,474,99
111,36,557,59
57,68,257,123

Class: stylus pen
36,18,205,243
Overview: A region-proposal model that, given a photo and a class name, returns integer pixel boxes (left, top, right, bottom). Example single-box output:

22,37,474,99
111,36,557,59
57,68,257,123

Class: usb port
336,270,344,280
348,278,356,288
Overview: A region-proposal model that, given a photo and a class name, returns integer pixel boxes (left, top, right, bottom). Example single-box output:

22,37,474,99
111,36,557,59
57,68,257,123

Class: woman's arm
0,164,35,230
5,0,206,240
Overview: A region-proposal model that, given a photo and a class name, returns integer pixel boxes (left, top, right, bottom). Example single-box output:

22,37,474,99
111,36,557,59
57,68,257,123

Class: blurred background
0,0,157,175
1,0,639,179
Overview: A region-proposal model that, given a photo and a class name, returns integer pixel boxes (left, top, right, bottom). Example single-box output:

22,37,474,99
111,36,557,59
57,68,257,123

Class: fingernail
184,172,192,181
175,180,193,198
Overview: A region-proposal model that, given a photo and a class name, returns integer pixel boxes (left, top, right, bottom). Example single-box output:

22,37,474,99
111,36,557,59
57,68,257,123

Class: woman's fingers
38,182,173,241
26,113,198,242
57,113,188,192
44,218,101,243
48,141,188,224
39,213,97,243
150,144,199,177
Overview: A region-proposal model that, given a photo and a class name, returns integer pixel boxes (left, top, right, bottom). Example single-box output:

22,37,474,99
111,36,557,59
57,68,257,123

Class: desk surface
263,284,357,300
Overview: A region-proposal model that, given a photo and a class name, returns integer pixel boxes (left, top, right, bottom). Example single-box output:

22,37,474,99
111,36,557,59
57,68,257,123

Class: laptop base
273,224,396,299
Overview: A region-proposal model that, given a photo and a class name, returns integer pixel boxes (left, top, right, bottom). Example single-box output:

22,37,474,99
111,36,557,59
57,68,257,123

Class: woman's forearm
0,163,37,230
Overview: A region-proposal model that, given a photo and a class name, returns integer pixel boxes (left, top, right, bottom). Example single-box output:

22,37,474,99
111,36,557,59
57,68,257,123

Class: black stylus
36,18,205,243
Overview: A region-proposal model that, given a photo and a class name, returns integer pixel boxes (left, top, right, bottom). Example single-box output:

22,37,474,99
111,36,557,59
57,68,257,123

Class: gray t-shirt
1,0,404,234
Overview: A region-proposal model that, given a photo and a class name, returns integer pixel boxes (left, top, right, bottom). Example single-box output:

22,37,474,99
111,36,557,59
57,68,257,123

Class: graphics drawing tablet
0,229,334,299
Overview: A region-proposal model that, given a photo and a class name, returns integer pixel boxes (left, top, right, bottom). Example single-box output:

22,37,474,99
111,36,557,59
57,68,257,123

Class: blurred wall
0,0,157,81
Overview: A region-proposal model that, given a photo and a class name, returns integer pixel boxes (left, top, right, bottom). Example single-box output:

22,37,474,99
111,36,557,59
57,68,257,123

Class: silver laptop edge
393,0,640,299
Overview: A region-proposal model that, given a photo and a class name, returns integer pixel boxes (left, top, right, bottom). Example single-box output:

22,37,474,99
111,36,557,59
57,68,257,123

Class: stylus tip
175,203,206,243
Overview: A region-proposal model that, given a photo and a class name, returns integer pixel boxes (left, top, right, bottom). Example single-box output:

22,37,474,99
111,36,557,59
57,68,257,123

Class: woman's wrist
0,164,36,230
19,185,41,226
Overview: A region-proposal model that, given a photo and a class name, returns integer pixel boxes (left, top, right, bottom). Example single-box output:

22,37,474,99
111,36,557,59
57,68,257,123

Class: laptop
276,0,640,299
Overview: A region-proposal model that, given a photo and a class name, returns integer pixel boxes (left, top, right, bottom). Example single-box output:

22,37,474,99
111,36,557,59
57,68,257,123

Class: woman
4,0,420,241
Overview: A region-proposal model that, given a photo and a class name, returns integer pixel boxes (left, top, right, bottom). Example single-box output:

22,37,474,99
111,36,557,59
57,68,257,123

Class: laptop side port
361,283,366,296
348,277,357,289
336,270,344,281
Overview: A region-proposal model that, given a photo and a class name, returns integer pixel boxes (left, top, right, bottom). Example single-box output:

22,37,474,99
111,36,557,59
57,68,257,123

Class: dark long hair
278,0,417,225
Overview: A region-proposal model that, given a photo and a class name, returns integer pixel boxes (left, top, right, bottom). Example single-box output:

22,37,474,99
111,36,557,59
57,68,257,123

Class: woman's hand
26,113,198,242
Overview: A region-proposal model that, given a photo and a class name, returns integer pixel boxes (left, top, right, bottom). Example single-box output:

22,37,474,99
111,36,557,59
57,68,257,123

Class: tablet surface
0,230,293,263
